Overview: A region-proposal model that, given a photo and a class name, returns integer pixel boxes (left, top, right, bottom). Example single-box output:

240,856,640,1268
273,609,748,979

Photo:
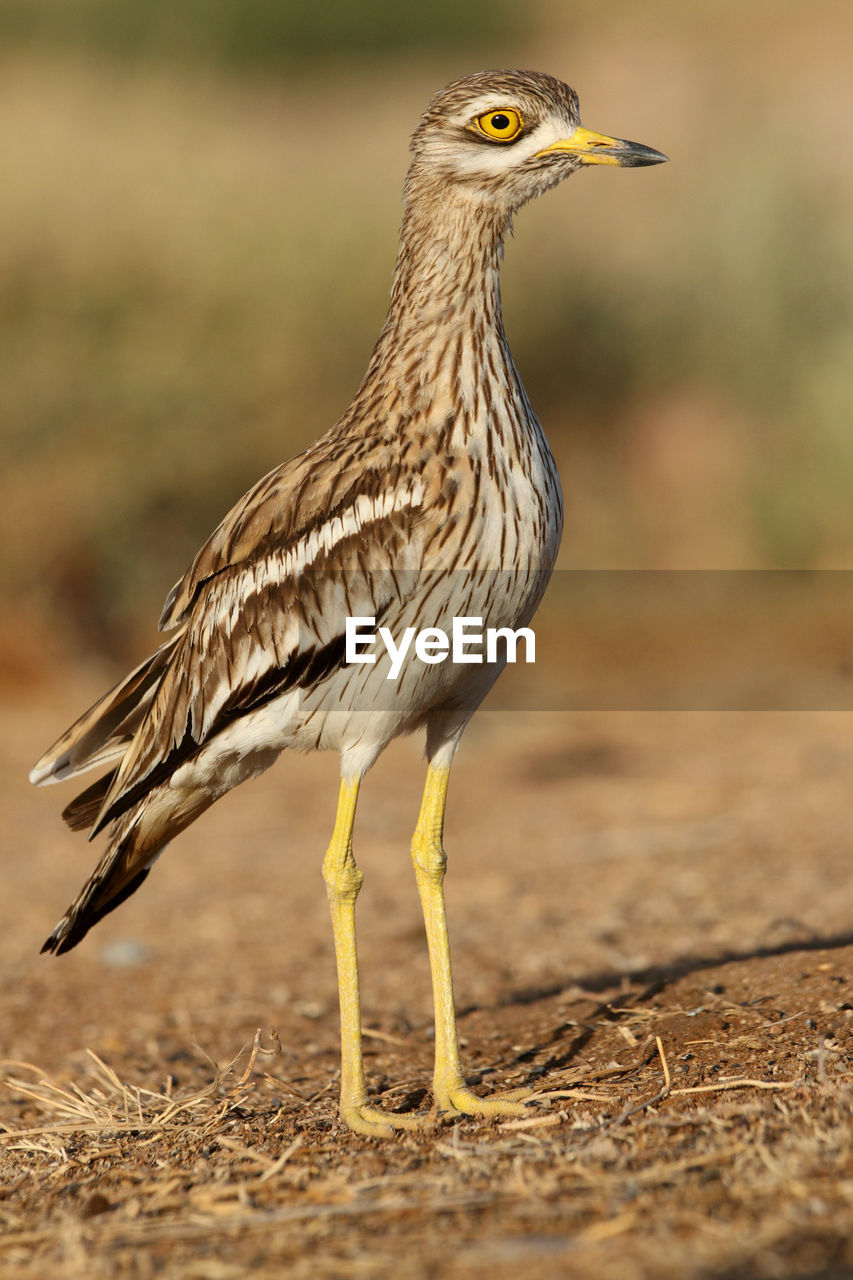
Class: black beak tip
622,141,669,168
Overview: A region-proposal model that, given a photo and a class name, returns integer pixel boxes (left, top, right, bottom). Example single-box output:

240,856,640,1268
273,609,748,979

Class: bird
30,70,666,1137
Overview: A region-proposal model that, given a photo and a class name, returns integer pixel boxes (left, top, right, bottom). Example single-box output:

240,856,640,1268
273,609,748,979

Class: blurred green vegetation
508,169,853,564
1,2,852,669
0,0,520,66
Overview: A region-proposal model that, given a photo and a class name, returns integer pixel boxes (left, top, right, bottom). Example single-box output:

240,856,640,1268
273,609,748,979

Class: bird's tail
41,777,213,955
31,630,197,954
30,632,184,791
40,809,157,955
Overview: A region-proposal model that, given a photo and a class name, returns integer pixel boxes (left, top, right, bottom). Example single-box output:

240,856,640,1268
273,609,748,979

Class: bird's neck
361,183,514,402
389,190,509,330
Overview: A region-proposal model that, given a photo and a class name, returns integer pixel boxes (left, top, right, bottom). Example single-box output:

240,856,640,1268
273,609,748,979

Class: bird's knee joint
323,850,364,902
411,836,447,884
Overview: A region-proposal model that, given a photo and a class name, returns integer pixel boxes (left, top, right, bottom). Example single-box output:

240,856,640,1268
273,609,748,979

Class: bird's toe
340,1102,432,1138
435,1084,533,1121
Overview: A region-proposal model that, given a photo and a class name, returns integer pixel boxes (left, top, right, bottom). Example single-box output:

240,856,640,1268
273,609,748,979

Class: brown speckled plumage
31,71,665,1134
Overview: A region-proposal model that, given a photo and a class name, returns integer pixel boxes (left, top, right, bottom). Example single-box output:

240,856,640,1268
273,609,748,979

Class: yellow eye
473,108,523,142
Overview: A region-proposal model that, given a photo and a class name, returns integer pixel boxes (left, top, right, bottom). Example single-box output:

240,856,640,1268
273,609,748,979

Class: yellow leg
411,764,529,1120
323,775,420,1137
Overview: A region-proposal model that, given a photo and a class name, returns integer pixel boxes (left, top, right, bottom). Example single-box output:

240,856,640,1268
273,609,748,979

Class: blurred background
4,9,853,1261
1,0,852,682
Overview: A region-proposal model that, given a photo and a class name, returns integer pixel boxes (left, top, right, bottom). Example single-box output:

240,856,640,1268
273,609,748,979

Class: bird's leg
411,763,528,1120
323,775,421,1137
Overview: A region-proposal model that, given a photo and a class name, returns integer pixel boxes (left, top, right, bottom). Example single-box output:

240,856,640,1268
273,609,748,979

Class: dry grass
2,1030,286,1139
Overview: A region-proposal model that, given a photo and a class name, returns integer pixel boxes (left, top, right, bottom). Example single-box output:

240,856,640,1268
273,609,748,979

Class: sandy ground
2,685,853,1278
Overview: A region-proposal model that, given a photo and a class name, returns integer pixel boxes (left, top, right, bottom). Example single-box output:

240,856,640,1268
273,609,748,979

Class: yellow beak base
538,126,668,168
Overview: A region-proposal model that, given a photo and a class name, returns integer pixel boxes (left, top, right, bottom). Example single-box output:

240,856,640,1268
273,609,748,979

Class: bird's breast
418,400,562,577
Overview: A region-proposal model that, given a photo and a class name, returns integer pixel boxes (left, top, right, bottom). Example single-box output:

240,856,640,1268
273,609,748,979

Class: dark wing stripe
92,628,353,833
225,630,349,715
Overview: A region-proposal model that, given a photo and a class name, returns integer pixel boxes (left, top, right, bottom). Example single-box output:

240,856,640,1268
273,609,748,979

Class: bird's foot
340,1101,429,1138
434,1083,532,1121
339,1087,534,1136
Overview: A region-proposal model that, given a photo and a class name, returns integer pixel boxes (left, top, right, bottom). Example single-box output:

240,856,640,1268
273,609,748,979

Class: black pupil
491,114,511,131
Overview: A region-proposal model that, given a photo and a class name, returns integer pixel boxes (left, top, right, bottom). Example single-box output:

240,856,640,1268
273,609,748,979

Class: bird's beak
538,125,668,168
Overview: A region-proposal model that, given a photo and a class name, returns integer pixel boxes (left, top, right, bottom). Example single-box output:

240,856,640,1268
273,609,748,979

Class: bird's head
408,69,667,214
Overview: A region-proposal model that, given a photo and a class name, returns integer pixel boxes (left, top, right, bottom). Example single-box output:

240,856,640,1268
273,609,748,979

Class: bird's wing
159,434,418,631
92,445,427,832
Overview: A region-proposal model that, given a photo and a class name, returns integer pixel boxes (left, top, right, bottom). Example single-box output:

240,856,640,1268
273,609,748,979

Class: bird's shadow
461,925,853,1085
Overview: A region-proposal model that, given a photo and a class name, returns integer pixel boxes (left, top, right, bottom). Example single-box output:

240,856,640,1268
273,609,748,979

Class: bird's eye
473,108,523,142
